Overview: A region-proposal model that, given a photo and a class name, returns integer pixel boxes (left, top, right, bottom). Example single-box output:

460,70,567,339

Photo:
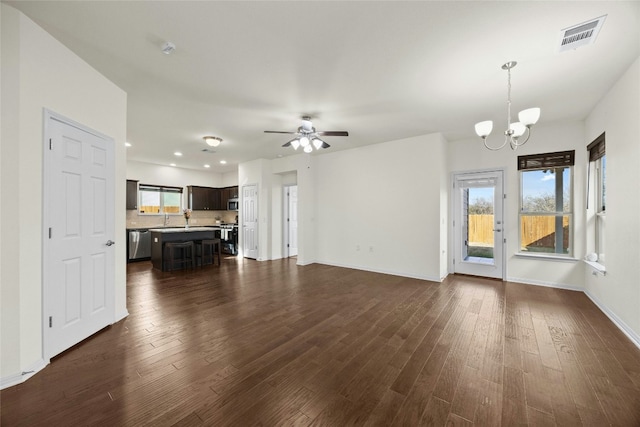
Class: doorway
242,184,259,259
283,185,298,257
43,110,116,359
453,170,504,279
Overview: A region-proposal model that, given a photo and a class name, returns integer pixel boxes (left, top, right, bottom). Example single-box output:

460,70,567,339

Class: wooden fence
469,214,569,248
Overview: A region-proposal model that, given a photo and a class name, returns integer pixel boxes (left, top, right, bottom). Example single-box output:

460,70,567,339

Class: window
138,184,183,214
518,150,574,256
588,133,606,264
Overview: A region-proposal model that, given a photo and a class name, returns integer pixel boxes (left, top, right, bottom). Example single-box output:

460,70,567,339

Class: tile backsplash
126,210,237,228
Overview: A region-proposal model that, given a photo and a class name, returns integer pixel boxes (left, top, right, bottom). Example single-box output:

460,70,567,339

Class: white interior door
453,170,504,279
242,184,258,259
44,111,115,359
287,185,298,257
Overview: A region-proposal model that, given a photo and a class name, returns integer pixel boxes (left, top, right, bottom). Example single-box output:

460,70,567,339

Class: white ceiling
5,1,640,173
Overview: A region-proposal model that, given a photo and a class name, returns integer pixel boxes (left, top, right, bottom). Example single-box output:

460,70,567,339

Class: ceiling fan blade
316,131,349,137
282,138,298,148
265,130,296,134
321,141,331,149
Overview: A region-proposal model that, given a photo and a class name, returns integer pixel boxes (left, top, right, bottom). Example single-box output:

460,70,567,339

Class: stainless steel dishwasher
128,229,151,261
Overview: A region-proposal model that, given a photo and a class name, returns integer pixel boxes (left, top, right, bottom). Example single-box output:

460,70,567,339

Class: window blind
139,184,183,193
517,150,575,171
587,132,605,162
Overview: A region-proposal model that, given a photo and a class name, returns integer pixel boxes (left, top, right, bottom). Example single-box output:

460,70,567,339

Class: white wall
1,5,127,384
448,121,587,289
584,56,640,343
127,160,227,188
314,133,448,281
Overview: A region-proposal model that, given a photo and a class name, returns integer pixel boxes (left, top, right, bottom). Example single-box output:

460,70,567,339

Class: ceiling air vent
557,15,607,53
201,148,217,154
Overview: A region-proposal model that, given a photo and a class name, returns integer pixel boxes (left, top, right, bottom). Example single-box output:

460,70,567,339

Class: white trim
514,252,579,262
0,358,48,390
583,259,606,275
318,260,445,283
506,276,583,292
584,290,640,350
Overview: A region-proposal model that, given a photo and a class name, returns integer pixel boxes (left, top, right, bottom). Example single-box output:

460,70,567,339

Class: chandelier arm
511,127,532,148
483,135,509,151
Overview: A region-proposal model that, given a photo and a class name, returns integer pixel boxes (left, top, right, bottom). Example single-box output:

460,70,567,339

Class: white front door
242,184,259,259
43,111,115,359
453,170,504,279
287,185,298,257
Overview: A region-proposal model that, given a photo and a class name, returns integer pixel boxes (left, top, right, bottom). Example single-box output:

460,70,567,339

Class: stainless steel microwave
228,198,239,211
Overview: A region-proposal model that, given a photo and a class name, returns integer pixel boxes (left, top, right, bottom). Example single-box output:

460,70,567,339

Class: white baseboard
0,358,48,390
317,260,443,283
583,290,640,350
506,276,583,292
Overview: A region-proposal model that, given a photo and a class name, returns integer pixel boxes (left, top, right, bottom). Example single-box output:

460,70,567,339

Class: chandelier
475,61,540,151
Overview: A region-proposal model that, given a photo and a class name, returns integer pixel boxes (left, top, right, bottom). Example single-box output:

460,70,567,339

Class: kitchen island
149,227,220,271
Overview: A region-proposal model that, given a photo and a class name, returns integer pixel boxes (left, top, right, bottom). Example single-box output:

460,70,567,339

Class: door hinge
504,238,507,244
49,139,52,150
503,194,506,199
452,220,455,227
49,228,52,239
49,316,52,328
453,258,455,265
287,244,290,248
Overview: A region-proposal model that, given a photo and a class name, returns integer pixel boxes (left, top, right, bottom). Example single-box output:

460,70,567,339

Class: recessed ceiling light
204,164,210,168
125,142,132,147
174,152,182,156
170,163,176,167
220,160,227,164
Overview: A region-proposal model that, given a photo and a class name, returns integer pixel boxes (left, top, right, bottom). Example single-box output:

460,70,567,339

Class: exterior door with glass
453,170,504,279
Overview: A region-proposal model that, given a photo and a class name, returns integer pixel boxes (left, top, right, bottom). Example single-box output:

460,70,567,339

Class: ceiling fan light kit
475,61,541,151
265,116,349,153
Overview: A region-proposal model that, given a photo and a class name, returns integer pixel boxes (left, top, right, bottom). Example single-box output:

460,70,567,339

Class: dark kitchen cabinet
188,185,238,210
221,186,239,210
229,186,239,199
126,180,138,210
221,188,231,209
188,186,222,210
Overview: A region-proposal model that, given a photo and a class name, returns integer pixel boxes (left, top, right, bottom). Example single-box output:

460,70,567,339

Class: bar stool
163,241,195,271
195,238,221,267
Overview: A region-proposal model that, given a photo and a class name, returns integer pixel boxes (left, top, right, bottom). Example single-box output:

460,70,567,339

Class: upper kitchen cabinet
188,186,222,210
220,186,239,210
126,180,138,210
229,186,239,199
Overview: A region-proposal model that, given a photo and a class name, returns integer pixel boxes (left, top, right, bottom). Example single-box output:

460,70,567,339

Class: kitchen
126,160,240,266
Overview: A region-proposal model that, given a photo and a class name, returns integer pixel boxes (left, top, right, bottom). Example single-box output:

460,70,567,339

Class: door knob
106,240,115,246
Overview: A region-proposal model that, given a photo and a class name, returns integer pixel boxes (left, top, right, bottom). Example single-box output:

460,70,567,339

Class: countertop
148,227,220,233
127,224,237,231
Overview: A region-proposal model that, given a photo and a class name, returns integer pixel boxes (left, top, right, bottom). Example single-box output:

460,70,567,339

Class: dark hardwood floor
2,257,640,426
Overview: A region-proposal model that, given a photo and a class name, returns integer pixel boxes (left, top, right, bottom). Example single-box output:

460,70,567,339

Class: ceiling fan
264,116,349,153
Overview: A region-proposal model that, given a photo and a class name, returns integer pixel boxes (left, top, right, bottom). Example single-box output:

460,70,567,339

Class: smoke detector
161,41,176,55
557,15,606,53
